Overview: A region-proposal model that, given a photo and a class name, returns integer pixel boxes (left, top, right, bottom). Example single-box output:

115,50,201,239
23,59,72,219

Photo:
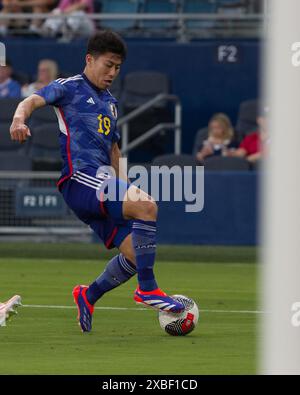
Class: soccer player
10,30,184,332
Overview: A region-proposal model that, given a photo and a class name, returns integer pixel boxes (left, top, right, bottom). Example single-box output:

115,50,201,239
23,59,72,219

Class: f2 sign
217,45,240,63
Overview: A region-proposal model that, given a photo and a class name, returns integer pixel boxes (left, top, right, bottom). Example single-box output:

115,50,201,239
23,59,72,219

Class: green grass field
0,244,258,375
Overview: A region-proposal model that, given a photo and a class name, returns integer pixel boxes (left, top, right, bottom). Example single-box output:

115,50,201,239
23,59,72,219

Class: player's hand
10,121,31,143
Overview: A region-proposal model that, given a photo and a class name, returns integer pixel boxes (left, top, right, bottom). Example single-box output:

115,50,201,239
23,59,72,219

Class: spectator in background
196,113,236,163
0,0,19,36
228,109,269,164
42,0,95,40
22,59,59,97
0,1,57,36
0,59,21,98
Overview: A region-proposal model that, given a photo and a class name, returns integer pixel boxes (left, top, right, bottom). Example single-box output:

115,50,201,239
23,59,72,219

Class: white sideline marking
201,309,263,314
22,304,145,311
22,304,263,314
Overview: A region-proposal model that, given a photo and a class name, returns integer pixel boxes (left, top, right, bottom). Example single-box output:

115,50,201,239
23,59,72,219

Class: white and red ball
158,295,199,336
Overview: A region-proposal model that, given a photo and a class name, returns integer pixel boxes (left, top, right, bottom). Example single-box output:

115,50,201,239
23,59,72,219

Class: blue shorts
60,167,132,249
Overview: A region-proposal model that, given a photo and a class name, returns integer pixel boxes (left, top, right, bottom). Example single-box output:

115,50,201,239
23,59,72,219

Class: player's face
88,52,122,90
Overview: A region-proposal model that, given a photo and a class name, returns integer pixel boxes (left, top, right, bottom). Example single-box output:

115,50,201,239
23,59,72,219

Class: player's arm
10,94,46,143
110,142,130,183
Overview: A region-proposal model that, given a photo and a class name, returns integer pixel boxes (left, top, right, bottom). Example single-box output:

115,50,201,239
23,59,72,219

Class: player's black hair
87,30,127,61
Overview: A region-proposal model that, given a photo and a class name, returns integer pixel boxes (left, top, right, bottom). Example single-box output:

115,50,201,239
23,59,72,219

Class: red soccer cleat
72,285,94,332
134,287,185,314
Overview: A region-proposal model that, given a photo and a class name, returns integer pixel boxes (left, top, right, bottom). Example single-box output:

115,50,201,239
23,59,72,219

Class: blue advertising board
15,188,67,217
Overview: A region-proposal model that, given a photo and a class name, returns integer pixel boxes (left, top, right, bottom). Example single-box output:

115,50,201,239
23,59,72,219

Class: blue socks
131,220,158,291
85,220,158,304
86,254,136,305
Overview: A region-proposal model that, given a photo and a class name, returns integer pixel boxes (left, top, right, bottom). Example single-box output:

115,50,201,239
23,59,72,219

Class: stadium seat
142,0,178,30
0,123,29,154
122,71,169,109
0,98,22,122
29,123,62,171
0,152,32,171
27,106,60,170
182,0,217,31
152,153,198,167
235,99,259,141
204,156,250,171
99,0,140,31
183,0,217,14
121,71,171,161
192,127,209,156
12,71,31,86
109,75,122,101
217,0,248,13
29,105,57,125
94,0,102,13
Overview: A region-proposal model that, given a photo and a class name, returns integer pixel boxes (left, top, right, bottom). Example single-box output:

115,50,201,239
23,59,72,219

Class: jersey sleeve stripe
54,107,67,136
61,75,83,85
57,108,73,185
55,75,83,85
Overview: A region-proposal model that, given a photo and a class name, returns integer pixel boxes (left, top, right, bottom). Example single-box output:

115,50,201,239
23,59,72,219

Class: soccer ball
158,295,199,336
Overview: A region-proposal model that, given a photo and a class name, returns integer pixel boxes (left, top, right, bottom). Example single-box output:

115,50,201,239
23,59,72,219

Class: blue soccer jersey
35,73,120,188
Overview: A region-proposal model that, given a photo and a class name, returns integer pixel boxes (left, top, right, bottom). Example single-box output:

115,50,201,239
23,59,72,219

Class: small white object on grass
0,295,22,327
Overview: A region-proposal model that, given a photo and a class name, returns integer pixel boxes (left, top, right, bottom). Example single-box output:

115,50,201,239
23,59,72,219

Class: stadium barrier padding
156,171,258,245
89,170,257,246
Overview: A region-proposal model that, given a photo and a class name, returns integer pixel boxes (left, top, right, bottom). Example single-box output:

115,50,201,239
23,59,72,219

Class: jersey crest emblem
109,103,118,118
